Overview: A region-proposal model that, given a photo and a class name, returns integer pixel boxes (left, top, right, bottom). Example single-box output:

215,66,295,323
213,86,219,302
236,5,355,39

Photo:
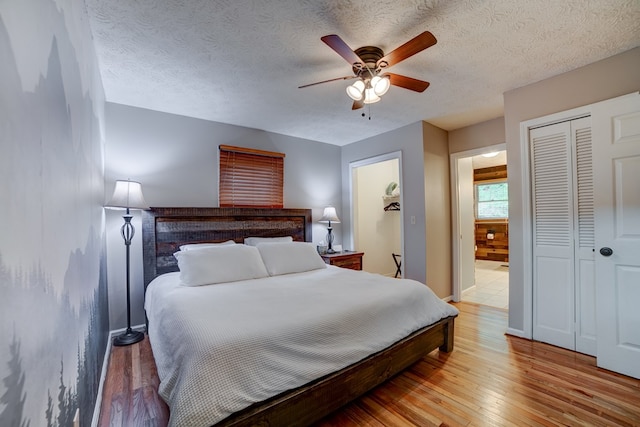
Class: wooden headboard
142,207,313,287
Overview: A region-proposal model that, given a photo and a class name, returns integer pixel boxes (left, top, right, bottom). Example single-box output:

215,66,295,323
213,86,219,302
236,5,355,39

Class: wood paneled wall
473,165,507,181
475,221,509,261
474,165,508,261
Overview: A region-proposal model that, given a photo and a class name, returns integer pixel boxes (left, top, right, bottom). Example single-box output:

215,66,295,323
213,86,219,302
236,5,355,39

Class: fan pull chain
361,104,372,120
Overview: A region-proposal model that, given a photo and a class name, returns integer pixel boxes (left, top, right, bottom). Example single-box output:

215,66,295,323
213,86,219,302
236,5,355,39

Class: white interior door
531,122,576,350
573,117,597,356
458,157,476,293
530,116,596,355
592,92,640,379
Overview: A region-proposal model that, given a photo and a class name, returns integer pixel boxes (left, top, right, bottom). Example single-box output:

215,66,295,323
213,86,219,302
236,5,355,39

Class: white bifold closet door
530,116,596,356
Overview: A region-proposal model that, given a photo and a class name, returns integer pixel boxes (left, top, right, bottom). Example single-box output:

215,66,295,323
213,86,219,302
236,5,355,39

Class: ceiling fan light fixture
363,87,381,104
371,75,390,96
346,79,365,101
306,32,437,110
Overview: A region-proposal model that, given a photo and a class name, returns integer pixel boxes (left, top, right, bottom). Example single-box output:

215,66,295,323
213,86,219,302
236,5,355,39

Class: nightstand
320,251,364,271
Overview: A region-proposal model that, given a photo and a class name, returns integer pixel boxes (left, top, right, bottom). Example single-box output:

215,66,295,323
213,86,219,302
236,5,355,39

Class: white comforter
145,266,458,427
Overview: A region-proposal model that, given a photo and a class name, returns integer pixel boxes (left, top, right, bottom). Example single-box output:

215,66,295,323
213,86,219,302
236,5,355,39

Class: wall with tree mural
0,0,108,425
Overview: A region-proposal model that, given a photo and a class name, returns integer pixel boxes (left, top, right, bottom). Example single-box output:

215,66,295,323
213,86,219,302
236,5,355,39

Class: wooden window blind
219,145,285,208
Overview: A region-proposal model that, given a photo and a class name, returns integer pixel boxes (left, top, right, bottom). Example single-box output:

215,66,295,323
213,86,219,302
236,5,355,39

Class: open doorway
450,144,509,309
350,152,403,277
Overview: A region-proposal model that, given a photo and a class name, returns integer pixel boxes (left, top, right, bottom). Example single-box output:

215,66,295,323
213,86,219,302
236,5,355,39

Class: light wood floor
98,302,640,426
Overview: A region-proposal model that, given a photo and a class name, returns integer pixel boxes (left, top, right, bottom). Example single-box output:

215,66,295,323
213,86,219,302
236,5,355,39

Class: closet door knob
599,247,613,257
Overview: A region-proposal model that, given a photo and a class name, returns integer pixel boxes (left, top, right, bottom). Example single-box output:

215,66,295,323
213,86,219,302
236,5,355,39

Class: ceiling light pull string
361,104,372,120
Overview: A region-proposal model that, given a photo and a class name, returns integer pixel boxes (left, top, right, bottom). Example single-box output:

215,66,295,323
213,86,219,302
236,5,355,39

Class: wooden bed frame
142,207,313,286
142,207,456,427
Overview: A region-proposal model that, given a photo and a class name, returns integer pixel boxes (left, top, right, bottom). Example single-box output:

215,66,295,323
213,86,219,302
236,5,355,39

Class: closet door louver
575,125,594,248
532,130,573,247
530,116,596,356
531,122,576,351
573,117,596,356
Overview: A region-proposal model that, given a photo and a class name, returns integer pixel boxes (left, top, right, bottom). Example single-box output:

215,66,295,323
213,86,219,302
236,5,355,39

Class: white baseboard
109,323,146,336
91,324,146,427
91,333,113,427
442,295,453,302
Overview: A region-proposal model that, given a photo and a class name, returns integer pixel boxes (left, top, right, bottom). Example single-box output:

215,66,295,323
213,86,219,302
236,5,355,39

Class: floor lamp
106,179,149,346
320,206,341,254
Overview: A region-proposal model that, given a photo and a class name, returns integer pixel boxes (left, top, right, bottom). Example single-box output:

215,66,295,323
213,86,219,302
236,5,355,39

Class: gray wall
341,121,453,295
342,122,429,286
448,116,505,154
423,122,452,299
448,117,507,297
0,0,108,425
504,47,640,334
105,103,342,329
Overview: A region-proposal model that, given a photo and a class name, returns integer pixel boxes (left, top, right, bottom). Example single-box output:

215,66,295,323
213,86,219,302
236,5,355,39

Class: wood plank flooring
98,302,640,426
98,334,169,427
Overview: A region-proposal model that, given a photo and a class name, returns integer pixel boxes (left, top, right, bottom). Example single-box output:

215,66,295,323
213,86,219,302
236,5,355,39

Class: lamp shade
363,87,381,104
371,75,390,96
106,180,149,210
319,206,340,223
346,80,365,101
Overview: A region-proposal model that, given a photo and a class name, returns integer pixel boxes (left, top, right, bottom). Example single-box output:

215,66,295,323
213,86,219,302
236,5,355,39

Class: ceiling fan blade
321,35,365,67
377,31,437,69
298,75,356,89
352,99,364,110
385,73,430,92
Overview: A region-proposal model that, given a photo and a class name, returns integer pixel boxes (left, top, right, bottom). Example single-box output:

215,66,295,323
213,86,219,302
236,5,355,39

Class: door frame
518,105,592,339
450,143,506,302
349,151,404,274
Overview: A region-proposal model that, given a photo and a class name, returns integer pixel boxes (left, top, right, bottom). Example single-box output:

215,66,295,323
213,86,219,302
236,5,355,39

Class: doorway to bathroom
450,144,509,310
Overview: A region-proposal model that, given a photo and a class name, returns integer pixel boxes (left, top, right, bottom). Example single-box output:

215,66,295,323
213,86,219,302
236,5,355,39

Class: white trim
450,154,461,302
442,295,453,303
449,143,505,303
110,323,146,336
348,151,404,275
90,333,112,427
517,122,533,340
518,105,591,341
91,324,146,427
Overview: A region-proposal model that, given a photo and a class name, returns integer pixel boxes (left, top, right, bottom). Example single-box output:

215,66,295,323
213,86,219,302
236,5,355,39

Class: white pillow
244,236,293,246
174,244,268,286
179,240,236,251
256,242,327,276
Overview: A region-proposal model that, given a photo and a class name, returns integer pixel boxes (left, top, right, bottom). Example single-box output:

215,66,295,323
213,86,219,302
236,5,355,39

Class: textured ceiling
85,0,640,146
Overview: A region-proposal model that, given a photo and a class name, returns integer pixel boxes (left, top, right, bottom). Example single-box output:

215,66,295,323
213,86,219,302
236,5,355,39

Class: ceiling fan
299,31,437,110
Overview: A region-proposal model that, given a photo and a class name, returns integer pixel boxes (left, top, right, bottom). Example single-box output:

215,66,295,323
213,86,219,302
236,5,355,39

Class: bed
142,207,458,427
